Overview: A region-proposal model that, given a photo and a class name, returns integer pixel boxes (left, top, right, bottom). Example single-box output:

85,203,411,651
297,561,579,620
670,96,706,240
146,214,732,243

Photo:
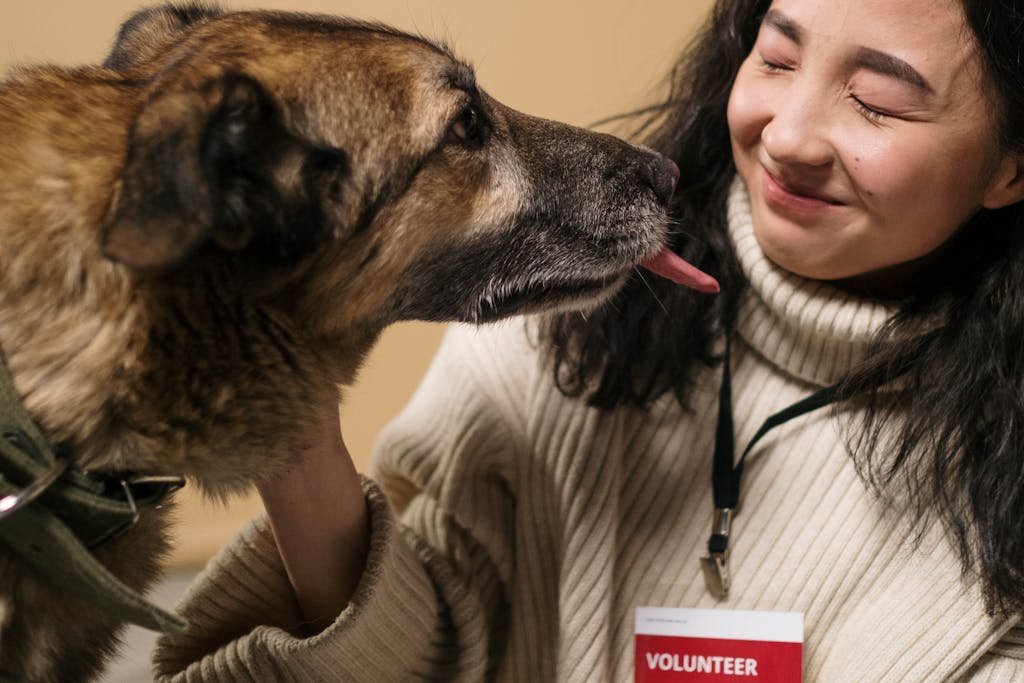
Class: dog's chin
468,271,629,324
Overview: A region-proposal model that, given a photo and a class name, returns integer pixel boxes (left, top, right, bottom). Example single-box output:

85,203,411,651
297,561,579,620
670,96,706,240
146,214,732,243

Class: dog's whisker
634,267,670,317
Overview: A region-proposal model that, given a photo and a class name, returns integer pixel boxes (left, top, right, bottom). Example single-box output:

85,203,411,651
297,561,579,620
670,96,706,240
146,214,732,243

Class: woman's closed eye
847,75,929,124
760,58,793,73
850,95,893,123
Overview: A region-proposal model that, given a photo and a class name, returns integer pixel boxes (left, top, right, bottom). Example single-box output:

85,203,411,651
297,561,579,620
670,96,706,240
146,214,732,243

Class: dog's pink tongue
641,247,720,293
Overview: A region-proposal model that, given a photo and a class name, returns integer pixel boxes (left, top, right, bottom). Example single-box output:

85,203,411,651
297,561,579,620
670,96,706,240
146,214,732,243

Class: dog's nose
647,155,680,205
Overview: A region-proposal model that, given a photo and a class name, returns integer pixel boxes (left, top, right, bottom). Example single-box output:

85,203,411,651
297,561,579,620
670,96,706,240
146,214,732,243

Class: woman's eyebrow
763,9,803,44
851,47,933,94
762,9,933,95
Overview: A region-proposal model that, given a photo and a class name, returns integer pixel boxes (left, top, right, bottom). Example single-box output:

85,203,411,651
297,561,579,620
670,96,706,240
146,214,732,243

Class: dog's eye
449,104,483,146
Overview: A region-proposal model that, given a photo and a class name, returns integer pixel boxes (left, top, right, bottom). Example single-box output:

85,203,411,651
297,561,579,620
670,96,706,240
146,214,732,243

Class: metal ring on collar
0,459,69,521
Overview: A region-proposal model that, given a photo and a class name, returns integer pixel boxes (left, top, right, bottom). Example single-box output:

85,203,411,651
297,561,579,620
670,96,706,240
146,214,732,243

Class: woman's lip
762,168,844,211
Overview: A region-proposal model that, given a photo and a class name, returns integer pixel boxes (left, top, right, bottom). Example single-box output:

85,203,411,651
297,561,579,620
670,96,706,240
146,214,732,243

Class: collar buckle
84,474,186,548
119,474,186,518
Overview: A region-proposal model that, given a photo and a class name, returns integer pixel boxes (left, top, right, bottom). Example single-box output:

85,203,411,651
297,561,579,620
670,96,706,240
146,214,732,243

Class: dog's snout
646,155,679,205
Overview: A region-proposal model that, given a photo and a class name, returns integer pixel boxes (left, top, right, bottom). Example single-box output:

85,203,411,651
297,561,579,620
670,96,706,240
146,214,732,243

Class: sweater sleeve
152,321,535,682
962,622,1024,681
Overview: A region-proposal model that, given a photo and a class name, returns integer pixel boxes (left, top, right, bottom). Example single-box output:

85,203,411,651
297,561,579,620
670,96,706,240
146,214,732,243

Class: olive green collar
0,352,186,635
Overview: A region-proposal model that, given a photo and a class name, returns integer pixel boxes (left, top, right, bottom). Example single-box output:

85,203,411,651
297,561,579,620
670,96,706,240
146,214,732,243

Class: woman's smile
761,164,844,218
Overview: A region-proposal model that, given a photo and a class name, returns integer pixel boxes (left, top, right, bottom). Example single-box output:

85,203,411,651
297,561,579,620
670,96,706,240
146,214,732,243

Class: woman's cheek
838,134,900,203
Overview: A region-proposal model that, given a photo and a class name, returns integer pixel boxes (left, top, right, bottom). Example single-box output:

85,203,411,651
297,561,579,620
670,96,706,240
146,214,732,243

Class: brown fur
0,4,680,680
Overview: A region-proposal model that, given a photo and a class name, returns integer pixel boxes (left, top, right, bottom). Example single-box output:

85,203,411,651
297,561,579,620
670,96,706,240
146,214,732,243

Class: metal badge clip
700,507,733,600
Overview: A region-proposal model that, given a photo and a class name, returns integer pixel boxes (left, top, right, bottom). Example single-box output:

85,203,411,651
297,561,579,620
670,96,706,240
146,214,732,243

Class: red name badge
635,607,803,682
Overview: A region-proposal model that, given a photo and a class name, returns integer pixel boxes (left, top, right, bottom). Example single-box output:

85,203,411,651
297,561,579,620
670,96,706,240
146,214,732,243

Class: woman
154,0,1024,680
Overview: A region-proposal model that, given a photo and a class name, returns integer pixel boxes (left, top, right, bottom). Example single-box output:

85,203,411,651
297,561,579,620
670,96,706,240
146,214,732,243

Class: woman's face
727,0,1024,286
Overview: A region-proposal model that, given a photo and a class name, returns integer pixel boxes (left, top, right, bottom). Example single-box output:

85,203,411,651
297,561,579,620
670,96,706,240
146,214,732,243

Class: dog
0,3,716,680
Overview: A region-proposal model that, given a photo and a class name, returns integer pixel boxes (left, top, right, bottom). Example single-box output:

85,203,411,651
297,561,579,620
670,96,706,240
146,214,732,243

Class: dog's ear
104,3,222,71
104,72,271,270
104,71,349,272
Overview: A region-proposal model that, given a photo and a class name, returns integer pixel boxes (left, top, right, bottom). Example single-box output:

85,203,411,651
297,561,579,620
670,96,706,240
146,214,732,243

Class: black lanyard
701,336,840,599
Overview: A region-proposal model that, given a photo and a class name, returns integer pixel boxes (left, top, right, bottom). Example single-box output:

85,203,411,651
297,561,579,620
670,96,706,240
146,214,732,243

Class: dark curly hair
545,0,1024,615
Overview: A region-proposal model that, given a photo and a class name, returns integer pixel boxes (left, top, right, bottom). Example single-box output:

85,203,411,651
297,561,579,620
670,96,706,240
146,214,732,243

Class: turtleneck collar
727,176,896,387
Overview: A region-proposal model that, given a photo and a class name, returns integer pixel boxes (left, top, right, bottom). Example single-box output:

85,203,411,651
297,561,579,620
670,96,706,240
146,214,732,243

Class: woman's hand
257,402,370,635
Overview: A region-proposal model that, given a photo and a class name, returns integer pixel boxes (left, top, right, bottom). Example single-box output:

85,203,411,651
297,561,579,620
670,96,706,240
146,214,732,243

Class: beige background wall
1,0,714,566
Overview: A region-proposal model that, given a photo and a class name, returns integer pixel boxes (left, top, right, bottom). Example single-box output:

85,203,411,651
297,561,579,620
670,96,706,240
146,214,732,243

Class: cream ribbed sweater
153,180,1024,682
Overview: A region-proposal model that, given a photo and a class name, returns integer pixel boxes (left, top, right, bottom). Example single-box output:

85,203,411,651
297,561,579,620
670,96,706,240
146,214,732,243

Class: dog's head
102,5,697,366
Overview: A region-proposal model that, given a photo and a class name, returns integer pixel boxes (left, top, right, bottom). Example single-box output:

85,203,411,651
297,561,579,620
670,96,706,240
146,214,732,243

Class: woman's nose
760,86,833,168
